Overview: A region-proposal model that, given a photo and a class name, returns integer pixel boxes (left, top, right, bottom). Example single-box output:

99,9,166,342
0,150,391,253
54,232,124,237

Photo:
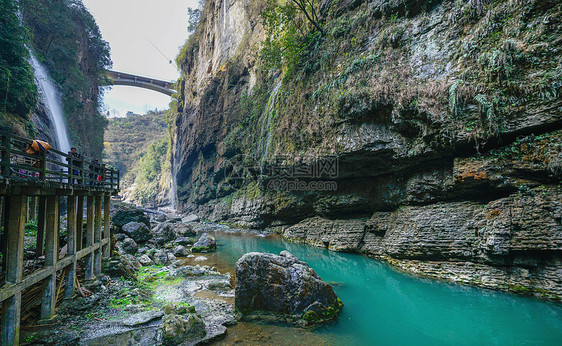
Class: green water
209,230,562,345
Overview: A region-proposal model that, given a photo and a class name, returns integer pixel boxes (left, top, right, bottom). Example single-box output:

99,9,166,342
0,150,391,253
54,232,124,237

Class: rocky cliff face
22,0,110,159
172,0,562,299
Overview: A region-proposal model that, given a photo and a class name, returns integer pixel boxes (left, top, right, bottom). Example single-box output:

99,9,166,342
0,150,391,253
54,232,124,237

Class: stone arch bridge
106,70,176,96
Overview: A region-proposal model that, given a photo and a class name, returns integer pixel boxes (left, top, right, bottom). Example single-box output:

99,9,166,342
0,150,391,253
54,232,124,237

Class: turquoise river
195,230,562,345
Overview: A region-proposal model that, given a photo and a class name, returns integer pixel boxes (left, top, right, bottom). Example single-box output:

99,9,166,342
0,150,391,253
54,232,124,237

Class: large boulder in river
235,251,343,326
173,245,189,257
192,233,216,253
122,222,152,243
111,205,151,231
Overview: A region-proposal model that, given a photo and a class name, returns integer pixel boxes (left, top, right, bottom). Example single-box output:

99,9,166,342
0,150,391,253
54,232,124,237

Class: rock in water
235,251,343,325
192,233,216,253
173,245,189,257
122,222,152,243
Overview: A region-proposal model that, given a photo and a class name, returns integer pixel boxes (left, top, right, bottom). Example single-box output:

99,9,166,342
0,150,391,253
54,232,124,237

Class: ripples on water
189,230,562,345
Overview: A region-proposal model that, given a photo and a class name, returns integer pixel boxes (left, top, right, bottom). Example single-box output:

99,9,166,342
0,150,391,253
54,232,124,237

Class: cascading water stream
259,80,282,177
28,51,72,154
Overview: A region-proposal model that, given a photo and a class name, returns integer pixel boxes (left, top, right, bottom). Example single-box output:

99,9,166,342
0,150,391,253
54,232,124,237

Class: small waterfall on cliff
171,160,178,210
259,80,282,177
29,52,71,154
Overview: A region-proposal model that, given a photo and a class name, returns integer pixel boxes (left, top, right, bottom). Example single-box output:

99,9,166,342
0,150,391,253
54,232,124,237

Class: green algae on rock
235,251,343,326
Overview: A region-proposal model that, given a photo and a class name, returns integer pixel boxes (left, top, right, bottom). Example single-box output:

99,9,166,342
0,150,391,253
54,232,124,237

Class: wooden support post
5,195,26,284
76,196,84,251
1,196,7,274
35,196,47,257
1,127,12,178
1,291,21,345
94,195,102,276
103,193,111,258
40,195,59,320
85,195,94,279
1,195,25,345
26,197,30,223
109,168,114,190
39,150,47,180
68,153,73,185
65,196,76,298
29,196,37,221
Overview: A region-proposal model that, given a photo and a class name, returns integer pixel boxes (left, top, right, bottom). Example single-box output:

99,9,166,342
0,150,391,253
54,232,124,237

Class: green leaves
21,0,112,157
187,7,201,33
0,0,37,117
259,0,323,78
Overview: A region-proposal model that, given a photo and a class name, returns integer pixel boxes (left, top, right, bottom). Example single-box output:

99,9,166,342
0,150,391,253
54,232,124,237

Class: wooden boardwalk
0,127,120,345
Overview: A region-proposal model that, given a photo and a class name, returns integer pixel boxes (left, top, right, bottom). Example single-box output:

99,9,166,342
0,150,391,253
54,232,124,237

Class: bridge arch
106,70,176,96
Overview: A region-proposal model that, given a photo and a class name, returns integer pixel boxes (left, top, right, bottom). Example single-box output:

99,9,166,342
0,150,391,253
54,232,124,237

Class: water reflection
203,230,562,345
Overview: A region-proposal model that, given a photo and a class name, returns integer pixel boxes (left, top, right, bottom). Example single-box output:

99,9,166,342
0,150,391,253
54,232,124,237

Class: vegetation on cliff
0,1,37,117
0,0,38,133
104,111,172,207
21,0,111,158
173,0,561,213
169,0,562,298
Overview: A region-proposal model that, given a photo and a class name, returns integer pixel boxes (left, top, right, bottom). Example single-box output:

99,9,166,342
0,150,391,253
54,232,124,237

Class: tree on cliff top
0,0,37,118
260,0,324,77
290,0,324,35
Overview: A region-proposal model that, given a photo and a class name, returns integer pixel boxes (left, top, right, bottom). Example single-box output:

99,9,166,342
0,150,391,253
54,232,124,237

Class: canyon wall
172,0,562,299
21,0,111,159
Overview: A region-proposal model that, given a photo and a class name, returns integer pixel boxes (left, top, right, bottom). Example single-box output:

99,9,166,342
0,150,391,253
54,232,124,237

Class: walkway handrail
0,126,119,192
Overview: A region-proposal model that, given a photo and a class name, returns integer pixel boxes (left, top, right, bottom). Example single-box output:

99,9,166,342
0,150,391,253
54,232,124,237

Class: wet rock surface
121,311,165,327
192,233,217,253
283,186,562,300
235,251,342,325
35,212,239,346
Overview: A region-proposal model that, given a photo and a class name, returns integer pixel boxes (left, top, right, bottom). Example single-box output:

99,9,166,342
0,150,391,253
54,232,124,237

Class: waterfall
259,80,282,177
171,159,177,210
28,51,72,154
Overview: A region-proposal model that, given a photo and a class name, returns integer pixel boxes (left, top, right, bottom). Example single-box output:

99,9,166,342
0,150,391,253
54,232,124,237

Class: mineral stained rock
235,251,342,325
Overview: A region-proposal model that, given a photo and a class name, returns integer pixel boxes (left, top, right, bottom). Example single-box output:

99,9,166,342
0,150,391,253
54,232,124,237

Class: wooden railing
0,126,119,345
0,126,119,193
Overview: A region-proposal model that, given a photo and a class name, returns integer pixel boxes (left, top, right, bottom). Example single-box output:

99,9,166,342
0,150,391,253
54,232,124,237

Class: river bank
21,207,562,345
